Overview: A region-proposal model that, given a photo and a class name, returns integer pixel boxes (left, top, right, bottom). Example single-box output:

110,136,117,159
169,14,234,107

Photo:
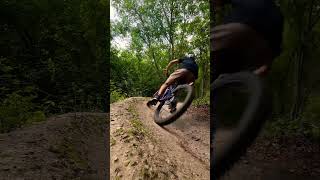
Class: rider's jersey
178,57,198,79
223,0,284,58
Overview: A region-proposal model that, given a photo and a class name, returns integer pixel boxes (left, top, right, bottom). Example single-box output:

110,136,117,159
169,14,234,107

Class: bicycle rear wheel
211,71,271,179
154,84,194,125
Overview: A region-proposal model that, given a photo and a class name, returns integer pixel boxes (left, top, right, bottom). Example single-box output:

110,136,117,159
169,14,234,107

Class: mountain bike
147,81,195,126
211,71,272,179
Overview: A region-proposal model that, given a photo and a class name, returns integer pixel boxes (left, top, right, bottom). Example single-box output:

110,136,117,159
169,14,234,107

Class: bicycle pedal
170,107,177,113
147,99,157,107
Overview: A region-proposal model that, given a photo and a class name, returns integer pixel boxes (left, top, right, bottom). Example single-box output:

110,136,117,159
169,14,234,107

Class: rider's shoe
169,107,177,113
147,95,160,107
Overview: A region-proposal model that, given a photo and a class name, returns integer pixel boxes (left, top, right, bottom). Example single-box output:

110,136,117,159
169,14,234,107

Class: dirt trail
110,97,210,179
215,129,320,180
0,112,108,180
0,97,317,179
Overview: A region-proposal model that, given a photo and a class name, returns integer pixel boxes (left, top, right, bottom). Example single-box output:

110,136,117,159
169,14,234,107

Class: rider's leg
156,69,186,98
168,69,195,112
148,69,185,105
211,23,251,82
211,23,273,80
157,83,169,98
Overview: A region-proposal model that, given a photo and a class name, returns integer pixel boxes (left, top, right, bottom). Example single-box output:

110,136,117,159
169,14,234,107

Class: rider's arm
166,59,180,70
163,59,180,76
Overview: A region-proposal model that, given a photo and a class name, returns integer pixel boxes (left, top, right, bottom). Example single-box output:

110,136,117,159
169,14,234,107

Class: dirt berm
110,97,210,180
0,112,108,179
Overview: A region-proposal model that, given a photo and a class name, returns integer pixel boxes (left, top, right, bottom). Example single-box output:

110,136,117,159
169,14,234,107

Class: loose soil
0,97,318,180
0,112,108,180
110,97,210,180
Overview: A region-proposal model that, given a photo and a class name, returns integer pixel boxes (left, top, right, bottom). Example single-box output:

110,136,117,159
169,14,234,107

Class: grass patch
127,103,158,143
139,166,159,179
110,89,126,103
0,93,46,133
114,127,125,136
193,94,210,106
111,138,116,146
128,104,138,117
263,116,320,141
128,118,149,140
127,104,149,139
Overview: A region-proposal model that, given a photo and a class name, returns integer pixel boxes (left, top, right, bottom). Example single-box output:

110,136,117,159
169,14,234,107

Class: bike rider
147,54,199,108
212,0,284,81
211,0,284,178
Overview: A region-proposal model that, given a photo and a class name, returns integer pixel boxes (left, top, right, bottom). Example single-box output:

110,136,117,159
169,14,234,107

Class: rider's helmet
186,53,196,61
185,49,199,61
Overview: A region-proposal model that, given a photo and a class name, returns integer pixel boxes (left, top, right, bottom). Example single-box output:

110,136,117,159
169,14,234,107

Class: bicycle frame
158,81,194,102
159,84,177,102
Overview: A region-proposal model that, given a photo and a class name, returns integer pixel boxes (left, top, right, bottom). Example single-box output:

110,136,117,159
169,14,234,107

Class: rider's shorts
211,23,273,80
165,68,195,85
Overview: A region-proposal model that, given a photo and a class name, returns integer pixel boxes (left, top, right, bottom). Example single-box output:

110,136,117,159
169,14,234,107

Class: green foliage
264,117,301,137
111,49,165,97
264,93,320,141
192,93,210,106
26,111,46,124
110,86,126,103
0,93,45,133
0,0,108,132
248,0,320,139
214,0,320,138
128,118,148,138
302,94,320,140
111,0,210,98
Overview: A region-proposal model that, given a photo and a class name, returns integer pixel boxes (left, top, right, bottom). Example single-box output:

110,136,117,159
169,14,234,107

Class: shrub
0,93,45,133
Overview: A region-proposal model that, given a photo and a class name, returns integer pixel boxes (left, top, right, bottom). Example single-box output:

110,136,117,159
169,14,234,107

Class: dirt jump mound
110,97,210,179
0,112,108,179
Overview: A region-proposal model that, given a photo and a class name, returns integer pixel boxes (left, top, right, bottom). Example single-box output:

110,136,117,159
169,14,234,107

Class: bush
0,93,46,133
193,93,210,106
302,95,320,140
264,117,300,137
110,90,126,103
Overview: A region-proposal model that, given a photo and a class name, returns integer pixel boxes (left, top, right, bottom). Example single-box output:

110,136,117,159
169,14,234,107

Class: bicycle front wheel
154,84,194,126
211,71,272,179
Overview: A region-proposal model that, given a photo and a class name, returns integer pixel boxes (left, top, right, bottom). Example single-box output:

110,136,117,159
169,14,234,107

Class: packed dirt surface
215,126,320,180
110,97,210,179
219,133,320,180
1,97,317,180
111,97,320,180
0,112,108,179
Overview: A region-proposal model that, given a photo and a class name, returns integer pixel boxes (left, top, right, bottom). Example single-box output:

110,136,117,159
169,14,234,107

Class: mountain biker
212,0,284,81
147,54,198,106
211,0,284,178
